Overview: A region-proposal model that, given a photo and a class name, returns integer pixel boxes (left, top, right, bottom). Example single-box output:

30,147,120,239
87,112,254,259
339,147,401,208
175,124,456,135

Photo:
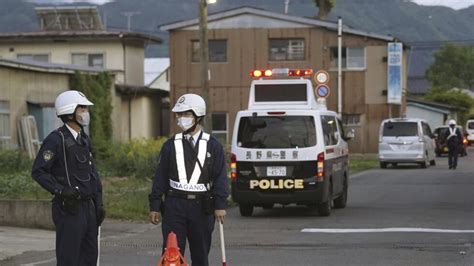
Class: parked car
433,125,468,157
378,118,436,168
465,119,474,145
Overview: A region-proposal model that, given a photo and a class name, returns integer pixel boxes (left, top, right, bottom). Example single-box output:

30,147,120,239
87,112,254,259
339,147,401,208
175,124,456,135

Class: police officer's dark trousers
162,196,215,266
52,197,98,266
448,143,459,169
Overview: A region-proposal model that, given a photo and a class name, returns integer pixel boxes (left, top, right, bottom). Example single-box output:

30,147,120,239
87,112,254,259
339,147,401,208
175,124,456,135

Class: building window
192,40,227,63
342,114,361,126
269,38,305,61
72,53,104,68
17,54,49,62
0,101,11,150
212,113,228,145
330,47,366,70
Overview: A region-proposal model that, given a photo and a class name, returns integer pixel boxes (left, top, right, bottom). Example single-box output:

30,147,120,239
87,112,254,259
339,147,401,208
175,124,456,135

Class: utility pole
284,0,290,14
337,17,342,116
199,0,212,132
121,11,140,31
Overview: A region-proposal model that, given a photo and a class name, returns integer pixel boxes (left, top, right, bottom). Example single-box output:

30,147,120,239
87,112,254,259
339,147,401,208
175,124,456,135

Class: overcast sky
34,0,474,10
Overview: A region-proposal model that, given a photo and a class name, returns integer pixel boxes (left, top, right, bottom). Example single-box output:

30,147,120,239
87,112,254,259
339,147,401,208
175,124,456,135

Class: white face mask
77,111,90,127
177,117,194,131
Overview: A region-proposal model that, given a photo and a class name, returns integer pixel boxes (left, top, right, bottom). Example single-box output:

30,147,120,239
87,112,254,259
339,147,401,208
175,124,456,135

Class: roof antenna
284,0,290,14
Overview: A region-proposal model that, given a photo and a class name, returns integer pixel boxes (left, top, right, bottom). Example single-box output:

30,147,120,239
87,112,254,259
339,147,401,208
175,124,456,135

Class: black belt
167,190,206,200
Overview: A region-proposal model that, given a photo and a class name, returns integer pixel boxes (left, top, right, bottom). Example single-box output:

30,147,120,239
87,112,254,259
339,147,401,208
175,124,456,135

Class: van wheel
430,160,436,166
239,204,253,217
318,183,332,216
420,161,427,168
380,162,387,169
333,176,348,209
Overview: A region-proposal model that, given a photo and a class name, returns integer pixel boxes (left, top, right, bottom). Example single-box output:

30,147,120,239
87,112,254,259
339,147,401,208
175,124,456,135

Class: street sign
315,84,330,98
314,70,329,85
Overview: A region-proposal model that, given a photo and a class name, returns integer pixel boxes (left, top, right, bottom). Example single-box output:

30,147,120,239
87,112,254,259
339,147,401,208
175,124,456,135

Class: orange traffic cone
157,232,188,266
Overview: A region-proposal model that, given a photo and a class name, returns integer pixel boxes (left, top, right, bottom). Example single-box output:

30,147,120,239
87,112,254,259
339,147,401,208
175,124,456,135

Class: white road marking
301,228,474,233
20,257,56,266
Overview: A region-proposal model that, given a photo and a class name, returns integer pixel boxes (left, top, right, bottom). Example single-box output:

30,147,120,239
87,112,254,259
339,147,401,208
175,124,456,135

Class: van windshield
383,122,418,137
237,116,316,148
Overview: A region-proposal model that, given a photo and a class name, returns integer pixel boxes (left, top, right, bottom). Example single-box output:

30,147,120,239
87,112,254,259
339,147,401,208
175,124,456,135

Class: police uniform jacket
149,131,228,212
32,125,103,205
443,127,463,148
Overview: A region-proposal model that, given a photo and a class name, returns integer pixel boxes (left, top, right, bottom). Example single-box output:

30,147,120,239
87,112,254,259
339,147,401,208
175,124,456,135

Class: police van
230,68,354,217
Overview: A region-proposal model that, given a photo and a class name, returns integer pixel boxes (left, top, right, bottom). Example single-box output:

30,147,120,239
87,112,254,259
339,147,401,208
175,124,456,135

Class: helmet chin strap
183,117,202,135
65,113,83,130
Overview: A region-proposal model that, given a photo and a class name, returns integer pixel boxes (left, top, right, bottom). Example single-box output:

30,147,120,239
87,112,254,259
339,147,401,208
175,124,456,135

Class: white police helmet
448,119,456,126
55,90,93,116
172,94,206,117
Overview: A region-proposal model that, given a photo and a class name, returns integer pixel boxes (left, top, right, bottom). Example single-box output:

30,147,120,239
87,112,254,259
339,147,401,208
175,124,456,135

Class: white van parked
230,68,354,217
465,119,474,145
378,118,436,168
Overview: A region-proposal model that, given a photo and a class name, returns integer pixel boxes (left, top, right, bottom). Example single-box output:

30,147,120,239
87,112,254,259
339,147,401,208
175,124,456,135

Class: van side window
322,115,339,146
422,123,432,137
337,118,346,140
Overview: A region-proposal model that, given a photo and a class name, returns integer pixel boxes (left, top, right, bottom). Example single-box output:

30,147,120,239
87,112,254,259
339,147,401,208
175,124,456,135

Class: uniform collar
65,123,80,140
186,129,202,142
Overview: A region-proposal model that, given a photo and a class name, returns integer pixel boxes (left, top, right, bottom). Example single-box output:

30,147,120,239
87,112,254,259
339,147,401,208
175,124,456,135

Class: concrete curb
0,200,54,230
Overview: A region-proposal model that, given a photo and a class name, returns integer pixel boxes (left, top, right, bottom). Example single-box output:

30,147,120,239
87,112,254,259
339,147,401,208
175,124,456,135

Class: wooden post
199,0,212,132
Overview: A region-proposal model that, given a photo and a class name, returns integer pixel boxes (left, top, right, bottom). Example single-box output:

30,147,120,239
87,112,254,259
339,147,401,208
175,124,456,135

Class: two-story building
161,7,407,153
0,6,166,144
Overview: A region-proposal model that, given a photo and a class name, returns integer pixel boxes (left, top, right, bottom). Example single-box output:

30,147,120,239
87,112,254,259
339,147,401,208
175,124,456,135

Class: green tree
426,44,474,90
71,72,113,160
313,0,336,20
425,87,474,125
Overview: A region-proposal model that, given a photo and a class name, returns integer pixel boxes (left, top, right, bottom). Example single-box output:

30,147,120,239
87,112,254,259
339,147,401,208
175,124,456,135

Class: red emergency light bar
250,68,313,78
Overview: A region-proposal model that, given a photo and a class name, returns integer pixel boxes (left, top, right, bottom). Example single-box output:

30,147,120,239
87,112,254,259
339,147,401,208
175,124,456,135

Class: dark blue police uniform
443,127,463,169
32,125,103,266
149,131,228,266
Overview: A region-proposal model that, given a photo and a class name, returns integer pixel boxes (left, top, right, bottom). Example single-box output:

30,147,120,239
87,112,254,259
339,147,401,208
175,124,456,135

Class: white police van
230,68,354,217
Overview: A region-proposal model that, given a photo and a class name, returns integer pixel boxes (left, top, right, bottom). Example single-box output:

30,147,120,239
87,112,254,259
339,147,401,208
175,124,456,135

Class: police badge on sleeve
43,150,54,162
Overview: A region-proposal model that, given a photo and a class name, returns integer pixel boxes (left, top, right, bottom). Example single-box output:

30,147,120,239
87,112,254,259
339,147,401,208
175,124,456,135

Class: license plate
267,166,286,176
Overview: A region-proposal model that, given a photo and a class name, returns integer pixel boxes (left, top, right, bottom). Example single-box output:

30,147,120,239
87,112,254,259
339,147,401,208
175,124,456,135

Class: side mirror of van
345,129,355,140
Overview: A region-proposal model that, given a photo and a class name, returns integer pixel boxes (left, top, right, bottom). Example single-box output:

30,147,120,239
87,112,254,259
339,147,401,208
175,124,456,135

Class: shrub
0,171,50,199
100,138,167,179
0,149,33,174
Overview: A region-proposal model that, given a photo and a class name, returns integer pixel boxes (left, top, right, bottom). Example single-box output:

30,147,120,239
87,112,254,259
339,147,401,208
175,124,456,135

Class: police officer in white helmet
443,119,463,169
32,90,105,265
149,93,228,266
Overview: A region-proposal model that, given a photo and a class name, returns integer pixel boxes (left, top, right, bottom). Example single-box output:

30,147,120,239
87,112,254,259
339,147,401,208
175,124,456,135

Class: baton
219,221,227,266
97,226,101,266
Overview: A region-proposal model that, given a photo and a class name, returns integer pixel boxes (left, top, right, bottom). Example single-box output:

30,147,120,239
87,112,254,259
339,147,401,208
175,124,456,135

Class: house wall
0,41,127,84
123,41,145,86
169,27,404,153
406,105,445,129
0,66,68,148
149,69,170,91
0,39,163,143
118,94,163,140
